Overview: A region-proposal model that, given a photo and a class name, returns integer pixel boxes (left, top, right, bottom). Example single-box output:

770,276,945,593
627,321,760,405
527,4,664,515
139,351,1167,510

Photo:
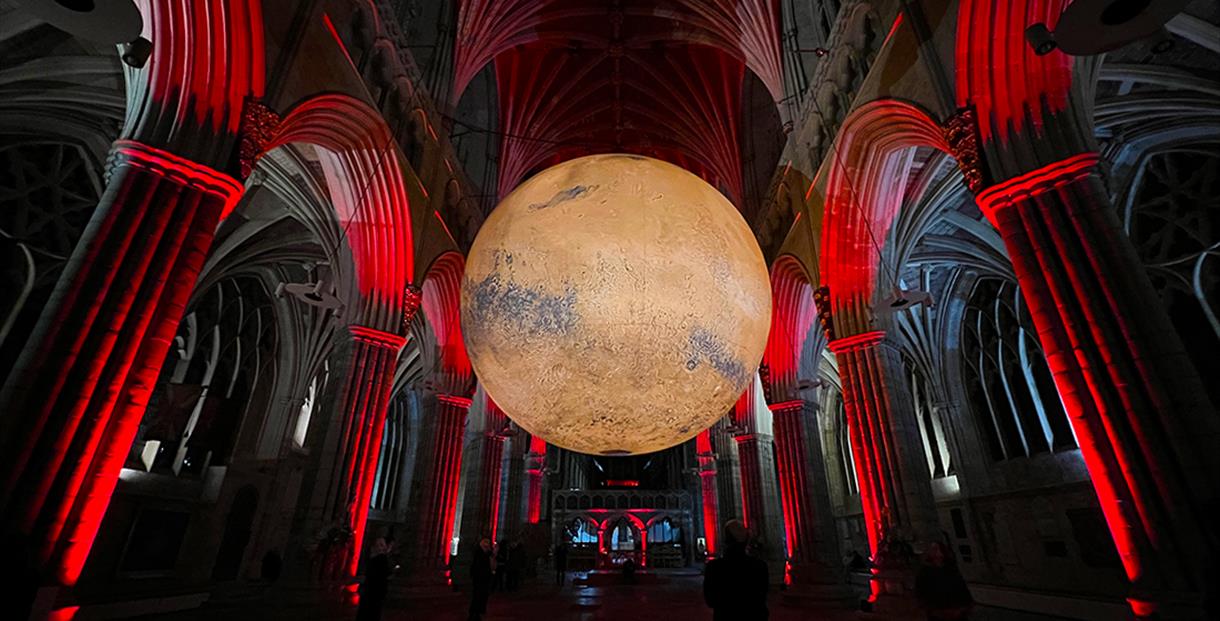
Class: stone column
412,394,471,578
974,155,1220,616
524,436,547,524
328,326,405,578
457,399,507,546
695,430,720,557
734,432,785,565
830,331,938,607
0,141,242,586
500,432,528,537
771,400,846,594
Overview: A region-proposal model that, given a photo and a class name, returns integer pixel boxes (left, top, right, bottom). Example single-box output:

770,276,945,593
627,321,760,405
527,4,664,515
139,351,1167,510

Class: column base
782,562,854,607
1128,588,1209,620
868,567,921,617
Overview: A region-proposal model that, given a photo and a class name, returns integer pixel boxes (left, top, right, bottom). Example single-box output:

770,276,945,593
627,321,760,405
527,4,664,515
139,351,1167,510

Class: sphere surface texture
461,154,771,455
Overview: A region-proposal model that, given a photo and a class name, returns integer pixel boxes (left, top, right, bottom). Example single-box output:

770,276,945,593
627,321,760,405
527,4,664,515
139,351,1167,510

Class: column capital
828,330,886,354
942,106,989,194
111,140,244,219
437,393,474,409
976,152,1099,225
348,325,407,350
767,400,804,416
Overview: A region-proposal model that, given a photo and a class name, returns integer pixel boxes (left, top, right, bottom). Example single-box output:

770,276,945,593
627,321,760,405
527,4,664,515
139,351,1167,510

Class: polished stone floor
148,570,1069,620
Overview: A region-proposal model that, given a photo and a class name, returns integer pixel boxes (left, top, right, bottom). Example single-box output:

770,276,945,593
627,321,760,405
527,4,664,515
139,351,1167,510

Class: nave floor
145,570,1069,621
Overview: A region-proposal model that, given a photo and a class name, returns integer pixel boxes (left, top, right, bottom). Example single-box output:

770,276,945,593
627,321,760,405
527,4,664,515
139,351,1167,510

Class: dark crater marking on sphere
466,273,580,338
685,327,749,386
528,185,595,210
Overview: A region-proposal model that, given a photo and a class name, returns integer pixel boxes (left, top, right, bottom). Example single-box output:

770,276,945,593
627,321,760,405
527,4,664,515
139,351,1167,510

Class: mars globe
461,154,771,455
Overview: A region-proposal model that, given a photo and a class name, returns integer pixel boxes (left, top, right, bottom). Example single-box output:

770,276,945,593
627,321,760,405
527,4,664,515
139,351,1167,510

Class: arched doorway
604,516,641,568
647,516,686,567
212,486,259,580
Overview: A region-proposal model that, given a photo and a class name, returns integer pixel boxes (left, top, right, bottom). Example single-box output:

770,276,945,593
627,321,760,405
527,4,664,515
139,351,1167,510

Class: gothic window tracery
0,141,102,382
905,357,954,479
293,360,330,449
133,276,279,476
1120,148,1220,406
961,278,1074,462
832,392,859,496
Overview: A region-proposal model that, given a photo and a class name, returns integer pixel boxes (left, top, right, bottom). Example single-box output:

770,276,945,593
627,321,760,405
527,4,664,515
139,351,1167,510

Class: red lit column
525,435,547,524
770,399,843,591
416,394,471,572
477,428,507,543
458,398,508,548
975,155,1219,615
327,326,405,579
695,430,720,557
0,141,242,586
830,331,938,592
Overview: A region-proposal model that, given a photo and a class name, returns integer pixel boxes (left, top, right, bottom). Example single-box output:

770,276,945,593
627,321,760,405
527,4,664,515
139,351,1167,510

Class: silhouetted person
915,541,973,621
469,538,495,621
621,555,637,584
0,533,38,619
357,538,393,621
554,543,569,586
494,538,509,591
507,540,526,590
260,548,283,585
704,520,768,620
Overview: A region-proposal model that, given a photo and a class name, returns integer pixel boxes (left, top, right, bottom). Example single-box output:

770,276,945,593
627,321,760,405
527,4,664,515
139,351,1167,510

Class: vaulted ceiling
447,0,787,204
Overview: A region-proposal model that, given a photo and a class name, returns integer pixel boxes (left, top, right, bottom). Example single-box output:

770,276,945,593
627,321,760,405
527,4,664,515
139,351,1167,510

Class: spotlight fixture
1024,0,1189,57
275,279,343,313
798,47,831,57
120,36,152,68
796,378,824,392
881,286,934,312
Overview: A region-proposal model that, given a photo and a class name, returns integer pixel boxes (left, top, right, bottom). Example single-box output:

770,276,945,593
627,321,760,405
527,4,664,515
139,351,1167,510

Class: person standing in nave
468,538,495,621
915,541,973,621
356,537,394,621
703,520,769,620
554,542,569,586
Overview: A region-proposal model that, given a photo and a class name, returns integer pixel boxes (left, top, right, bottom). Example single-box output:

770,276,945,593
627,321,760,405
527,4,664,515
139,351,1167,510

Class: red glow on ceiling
818,100,948,333
422,253,473,394
142,0,265,135
954,0,1073,143
271,94,416,324
763,256,815,402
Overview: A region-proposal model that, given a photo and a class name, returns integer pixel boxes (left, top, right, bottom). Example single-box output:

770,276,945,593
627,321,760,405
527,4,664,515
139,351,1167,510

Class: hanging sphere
461,154,771,455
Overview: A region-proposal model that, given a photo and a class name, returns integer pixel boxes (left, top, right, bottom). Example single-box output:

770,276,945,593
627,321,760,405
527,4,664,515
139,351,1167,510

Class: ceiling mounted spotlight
121,36,152,68
881,286,934,312
14,0,142,44
1024,0,1189,57
275,279,343,313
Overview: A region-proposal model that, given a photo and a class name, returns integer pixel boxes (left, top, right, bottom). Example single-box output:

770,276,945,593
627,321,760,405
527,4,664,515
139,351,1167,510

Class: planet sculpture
461,154,771,455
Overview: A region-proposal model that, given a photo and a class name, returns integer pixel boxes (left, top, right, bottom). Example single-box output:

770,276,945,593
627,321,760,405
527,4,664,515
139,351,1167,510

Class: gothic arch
818,98,949,337
258,93,417,332
421,251,472,396
764,255,817,402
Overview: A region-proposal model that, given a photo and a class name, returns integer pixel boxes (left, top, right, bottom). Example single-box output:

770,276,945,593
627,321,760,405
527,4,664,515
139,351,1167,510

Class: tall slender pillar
973,154,1219,616
734,433,785,563
500,431,529,537
326,326,405,579
770,400,844,591
415,394,471,574
457,398,507,547
695,430,720,557
525,436,547,524
0,141,242,586
830,331,938,605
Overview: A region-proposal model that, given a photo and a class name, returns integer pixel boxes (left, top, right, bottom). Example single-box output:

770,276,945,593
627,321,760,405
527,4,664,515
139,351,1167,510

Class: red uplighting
605,479,640,488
